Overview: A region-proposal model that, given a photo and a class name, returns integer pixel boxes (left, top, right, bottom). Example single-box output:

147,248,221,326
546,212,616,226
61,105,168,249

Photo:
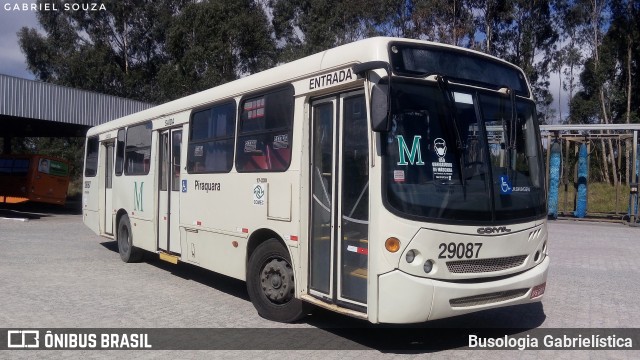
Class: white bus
83,37,549,324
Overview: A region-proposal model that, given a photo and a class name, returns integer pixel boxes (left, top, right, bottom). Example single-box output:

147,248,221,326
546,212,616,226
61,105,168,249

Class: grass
555,182,635,215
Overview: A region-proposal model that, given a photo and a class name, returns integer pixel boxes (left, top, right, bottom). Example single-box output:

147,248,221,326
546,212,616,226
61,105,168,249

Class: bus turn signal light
385,237,400,253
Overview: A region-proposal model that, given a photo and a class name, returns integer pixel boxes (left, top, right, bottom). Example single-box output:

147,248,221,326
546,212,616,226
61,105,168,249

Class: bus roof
87,37,528,136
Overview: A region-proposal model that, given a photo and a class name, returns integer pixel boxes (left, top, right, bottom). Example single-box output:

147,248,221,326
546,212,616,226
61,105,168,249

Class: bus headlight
406,250,416,263
423,260,434,273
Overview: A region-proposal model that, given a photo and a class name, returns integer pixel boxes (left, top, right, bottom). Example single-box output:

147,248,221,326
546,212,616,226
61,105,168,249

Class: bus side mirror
353,61,392,133
370,84,390,132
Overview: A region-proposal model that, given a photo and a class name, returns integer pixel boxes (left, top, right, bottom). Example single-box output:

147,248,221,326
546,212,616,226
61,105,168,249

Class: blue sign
499,175,512,195
181,179,188,193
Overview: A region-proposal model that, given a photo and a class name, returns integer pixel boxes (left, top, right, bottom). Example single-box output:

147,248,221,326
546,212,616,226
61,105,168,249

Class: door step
159,252,179,264
300,294,367,320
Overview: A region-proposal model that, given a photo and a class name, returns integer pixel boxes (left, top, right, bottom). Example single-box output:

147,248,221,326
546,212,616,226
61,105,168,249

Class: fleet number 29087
438,242,483,259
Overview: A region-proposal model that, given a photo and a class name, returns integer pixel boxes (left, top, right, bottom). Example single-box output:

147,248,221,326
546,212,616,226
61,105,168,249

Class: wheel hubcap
260,258,294,304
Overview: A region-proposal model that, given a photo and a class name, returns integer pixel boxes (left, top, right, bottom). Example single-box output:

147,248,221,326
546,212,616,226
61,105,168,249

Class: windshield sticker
393,170,405,182
244,140,257,153
194,145,203,157
453,92,473,104
273,134,289,149
513,186,531,192
396,135,425,166
499,175,513,194
432,138,453,181
434,138,447,158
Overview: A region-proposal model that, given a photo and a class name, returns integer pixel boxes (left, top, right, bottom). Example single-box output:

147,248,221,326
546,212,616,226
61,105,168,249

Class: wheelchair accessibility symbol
499,175,512,194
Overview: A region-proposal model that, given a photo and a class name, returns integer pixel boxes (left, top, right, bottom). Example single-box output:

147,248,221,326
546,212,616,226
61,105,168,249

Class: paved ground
1,203,640,359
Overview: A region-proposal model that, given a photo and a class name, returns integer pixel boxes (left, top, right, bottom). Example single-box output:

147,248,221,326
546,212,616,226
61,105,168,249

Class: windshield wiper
509,88,517,175
435,75,466,187
472,91,495,216
498,86,518,180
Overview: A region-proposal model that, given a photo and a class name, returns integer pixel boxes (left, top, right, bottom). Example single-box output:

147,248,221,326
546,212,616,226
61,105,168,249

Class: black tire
247,238,307,322
117,215,143,263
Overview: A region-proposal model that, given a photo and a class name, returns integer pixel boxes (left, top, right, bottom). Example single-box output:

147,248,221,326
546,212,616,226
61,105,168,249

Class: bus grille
449,288,529,308
446,255,527,274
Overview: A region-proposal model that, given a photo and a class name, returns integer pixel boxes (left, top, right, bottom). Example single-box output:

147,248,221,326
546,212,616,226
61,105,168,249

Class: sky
0,2,40,80
0,2,570,118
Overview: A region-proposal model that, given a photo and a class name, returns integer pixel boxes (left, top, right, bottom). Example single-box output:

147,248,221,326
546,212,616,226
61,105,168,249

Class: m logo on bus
134,181,144,212
396,135,425,166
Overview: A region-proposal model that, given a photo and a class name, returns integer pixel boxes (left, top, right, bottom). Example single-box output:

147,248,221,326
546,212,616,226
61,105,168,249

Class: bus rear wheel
247,239,306,323
117,215,143,263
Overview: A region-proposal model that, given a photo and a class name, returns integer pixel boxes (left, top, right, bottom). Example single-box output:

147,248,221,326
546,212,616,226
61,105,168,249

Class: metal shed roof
0,74,153,127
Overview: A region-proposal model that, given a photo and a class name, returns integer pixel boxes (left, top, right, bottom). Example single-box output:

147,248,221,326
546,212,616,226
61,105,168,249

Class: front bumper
377,256,549,323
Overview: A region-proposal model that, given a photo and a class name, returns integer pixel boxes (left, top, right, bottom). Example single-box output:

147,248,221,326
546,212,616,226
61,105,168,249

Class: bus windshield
383,81,546,223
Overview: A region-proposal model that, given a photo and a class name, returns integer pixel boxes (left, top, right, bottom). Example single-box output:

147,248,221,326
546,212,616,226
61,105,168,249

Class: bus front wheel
117,215,143,263
247,239,307,323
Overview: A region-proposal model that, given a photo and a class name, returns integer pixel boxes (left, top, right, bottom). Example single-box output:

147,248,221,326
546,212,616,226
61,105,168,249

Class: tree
411,0,475,46
18,0,276,103
157,0,276,101
488,0,559,122
600,0,640,184
18,0,189,102
470,0,512,54
270,0,384,62
17,0,277,189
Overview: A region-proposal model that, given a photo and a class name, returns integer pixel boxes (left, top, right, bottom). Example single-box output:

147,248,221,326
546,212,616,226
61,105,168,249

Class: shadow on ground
0,198,82,219
100,239,546,353
100,241,250,302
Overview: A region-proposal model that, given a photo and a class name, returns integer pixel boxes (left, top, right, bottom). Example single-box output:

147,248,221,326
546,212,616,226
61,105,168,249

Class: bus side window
85,136,99,177
124,121,152,176
187,101,236,174
236,86,294,172
115,129,125,176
